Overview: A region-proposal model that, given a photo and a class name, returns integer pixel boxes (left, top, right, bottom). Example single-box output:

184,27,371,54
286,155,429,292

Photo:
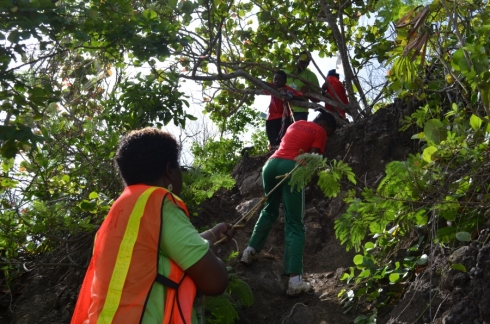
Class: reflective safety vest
71,185,197,324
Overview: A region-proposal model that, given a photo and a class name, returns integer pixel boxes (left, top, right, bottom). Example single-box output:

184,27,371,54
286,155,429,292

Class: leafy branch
289,153,356,197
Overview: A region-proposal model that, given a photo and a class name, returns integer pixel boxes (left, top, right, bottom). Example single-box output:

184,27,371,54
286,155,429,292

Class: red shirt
266,84,302,120
271,120,327,161
323,76,348,118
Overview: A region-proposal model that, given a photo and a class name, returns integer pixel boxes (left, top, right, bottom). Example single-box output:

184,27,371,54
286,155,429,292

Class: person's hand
279,89,294,101
212,222,234,243
284,93,294,102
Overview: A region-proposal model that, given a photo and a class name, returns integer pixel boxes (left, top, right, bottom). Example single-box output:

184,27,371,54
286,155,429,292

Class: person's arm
160,202,232,296
282,87,306,102
321,81,327,96
261,80,277,95
200,223,233,254
185,250,229,296
290,88,306,102
332,81,349,104
187,223,233,295
291,94,306,102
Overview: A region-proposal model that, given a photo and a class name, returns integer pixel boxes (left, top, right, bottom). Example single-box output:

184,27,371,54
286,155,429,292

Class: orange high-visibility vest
71,185,197,324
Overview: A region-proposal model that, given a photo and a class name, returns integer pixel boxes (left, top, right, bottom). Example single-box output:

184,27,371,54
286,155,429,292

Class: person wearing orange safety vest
71,128,234,324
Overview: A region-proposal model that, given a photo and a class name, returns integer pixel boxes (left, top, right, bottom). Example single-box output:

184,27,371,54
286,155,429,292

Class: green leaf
470,114,482,130
142,9,158,19
440,208,456,221
451,54,460,70
424,119,444,144
451,263,467,272
181,1,194,14
411,132,424,140
458,57,470,72
414,210,428,225
455,231,471,242
168,0,177,8
389,273,400,282
89,191,99,199
364,242,375,250
358,269,371,278
228,278,253,307
79,200,96,212
8,30,20,43
353,255,364,265
436,226,457,243
422,146,438,162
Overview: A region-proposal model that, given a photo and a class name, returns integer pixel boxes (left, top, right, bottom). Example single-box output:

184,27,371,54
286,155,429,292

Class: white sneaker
240,247,256,265
287,279,311,296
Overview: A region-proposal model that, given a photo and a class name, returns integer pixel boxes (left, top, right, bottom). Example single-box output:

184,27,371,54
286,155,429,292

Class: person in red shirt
264,70,304,148
241,110,337,296
322,69,349,119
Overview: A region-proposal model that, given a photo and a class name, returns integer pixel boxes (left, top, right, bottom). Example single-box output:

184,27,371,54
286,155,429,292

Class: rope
214,162,303,245
285,101,296,123
277,101,295,143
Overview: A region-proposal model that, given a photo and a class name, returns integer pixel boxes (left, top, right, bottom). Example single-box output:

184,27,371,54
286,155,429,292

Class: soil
2,98,489,324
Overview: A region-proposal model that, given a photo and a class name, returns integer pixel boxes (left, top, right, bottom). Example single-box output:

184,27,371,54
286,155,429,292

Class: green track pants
248,158,305,275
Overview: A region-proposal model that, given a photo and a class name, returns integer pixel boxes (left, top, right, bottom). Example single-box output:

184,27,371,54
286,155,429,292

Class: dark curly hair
313,109,337,132
275,70,288,80
115,128,180,186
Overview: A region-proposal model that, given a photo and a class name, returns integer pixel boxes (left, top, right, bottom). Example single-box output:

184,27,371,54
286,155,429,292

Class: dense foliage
331,1,490,320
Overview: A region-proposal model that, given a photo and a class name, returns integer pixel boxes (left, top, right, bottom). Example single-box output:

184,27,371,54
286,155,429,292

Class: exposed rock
244,259,287,295
236,198,264,220
239,172,263,199
281,303,314,324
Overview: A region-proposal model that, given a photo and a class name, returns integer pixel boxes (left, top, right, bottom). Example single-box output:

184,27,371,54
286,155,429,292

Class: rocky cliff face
2,99,489,324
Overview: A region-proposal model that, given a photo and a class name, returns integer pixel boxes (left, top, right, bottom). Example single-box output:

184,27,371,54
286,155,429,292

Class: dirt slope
2,99,489,324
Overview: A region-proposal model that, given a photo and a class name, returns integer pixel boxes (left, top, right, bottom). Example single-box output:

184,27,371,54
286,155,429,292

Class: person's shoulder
305,68,316,75
284,84,297,91
291,120,310,129
305,121,326,131
305,69,319,80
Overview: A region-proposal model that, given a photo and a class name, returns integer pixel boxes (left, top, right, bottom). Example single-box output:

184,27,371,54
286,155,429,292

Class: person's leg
281,160,305,276
281,164,311,296
265,119,282,147
293,112,308,121
278,117,293,144
248,158,282,252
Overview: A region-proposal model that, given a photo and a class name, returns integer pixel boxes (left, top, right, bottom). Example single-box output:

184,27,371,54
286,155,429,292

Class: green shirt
287,68,320,113
142,196,209,324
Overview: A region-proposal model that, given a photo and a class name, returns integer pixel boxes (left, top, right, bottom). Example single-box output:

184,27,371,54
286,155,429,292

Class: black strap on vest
155,272,188,323
155,273,179,290
155,192,189,323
